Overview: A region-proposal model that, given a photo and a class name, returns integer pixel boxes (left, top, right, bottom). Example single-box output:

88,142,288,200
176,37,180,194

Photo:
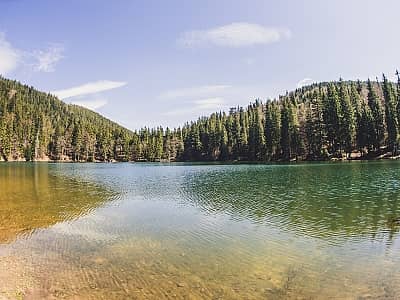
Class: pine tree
3,74,400,163
155,127,164,160
350,82,363,150
238,108,248,158
382,74,398,153
323,84,341,156
338,80,355,157
396,70,400,151
271,102,281,159
232,111,241,158
248,103,265,160
289,97,303,159
357,105,375,155
305,90,325,159
265,101,281,160
367,79,385,151
280,101,291,160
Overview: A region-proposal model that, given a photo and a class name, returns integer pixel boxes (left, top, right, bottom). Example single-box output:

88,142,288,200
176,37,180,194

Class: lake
1,162,400,299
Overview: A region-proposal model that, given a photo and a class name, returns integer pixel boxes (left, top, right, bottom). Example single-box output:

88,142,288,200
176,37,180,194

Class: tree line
0,73,399,162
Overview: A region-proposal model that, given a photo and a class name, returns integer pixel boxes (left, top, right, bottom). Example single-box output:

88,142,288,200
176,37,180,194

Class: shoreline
0,155,399,164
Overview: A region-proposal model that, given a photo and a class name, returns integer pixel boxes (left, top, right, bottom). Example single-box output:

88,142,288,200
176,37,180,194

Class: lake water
1,162,400,299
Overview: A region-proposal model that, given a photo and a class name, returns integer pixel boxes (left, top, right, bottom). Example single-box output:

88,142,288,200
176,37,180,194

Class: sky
0,0,399,130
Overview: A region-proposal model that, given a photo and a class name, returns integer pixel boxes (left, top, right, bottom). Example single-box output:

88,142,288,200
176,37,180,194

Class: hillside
0,76,134,162
0,73,399,162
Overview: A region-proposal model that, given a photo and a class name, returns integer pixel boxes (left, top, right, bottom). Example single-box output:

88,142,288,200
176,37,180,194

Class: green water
1,162,400,299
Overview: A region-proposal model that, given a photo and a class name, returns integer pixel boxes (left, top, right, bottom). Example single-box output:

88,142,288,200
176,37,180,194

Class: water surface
1,162,400,299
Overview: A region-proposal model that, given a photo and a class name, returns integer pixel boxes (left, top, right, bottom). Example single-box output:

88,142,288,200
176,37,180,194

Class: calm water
1,162,400,299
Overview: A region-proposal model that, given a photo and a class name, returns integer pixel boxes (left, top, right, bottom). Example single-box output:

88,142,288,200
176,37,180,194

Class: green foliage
265,101,281,160
338,79,355,155
305,90,325,159
323,83,341,154
367,79,385,150
382,74,398,152
1,74,399,162
0,76,133,161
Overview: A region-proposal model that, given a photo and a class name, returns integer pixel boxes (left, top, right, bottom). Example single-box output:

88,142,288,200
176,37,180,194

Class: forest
0,72,399,162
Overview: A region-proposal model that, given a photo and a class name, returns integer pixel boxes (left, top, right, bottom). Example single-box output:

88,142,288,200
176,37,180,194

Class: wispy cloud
159,83,282,127
0,33,20,75
0,32,64,74
159,85,231,100
161,83,229,117
163,98,226,117
297,78,314,88
160,85,230,116
33,44,64,72
51,80,127,99
178,22,291,48
194,97,225,109
70,98,108,110
163,96,227,117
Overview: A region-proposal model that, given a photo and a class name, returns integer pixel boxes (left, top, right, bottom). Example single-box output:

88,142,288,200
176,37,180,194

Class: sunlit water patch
1,162,400,299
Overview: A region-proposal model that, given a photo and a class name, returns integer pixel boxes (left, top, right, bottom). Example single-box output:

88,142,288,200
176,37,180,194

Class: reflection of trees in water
181,163,400,243
384,219,400,247
0,163,112,243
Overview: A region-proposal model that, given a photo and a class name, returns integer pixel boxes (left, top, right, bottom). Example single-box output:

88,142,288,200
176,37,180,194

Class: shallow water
1,162,400,299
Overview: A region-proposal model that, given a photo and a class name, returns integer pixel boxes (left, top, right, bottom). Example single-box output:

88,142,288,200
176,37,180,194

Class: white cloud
0,33,20,75
0,32,64,74
194,97,225,109
164,97,226,117
156,83,285,127
178,22,291,48
159,85,231,100
160,85,230,117
52,80,127,111
297,78,314,88
51,80,127,99
70,98,108,110
33,44,64,72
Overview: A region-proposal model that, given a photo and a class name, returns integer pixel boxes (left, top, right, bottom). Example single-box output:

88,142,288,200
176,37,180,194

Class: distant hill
0,76,134,161
0,73,399,162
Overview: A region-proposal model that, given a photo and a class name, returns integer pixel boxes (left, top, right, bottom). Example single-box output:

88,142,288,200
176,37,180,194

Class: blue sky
0,0,399,130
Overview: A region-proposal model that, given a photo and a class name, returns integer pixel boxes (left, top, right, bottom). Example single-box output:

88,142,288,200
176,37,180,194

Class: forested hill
0,76,134,161
1,73,400,162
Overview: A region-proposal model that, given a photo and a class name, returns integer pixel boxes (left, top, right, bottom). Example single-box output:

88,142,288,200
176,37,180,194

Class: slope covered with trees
0,73,399,162
0,76,134,162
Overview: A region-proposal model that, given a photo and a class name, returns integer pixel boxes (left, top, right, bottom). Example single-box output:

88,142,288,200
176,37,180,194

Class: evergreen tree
248,103,265,160
338,80,355,156
289,97,304,159
280,101,291,160
323,84,341,155
396,70,400,148
265,101,281,160
305,90,325,159
356,105,375,155
350,82,363,144
238,108,248,158
382,74,398,153
367,79,385,151
2,74,400,163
